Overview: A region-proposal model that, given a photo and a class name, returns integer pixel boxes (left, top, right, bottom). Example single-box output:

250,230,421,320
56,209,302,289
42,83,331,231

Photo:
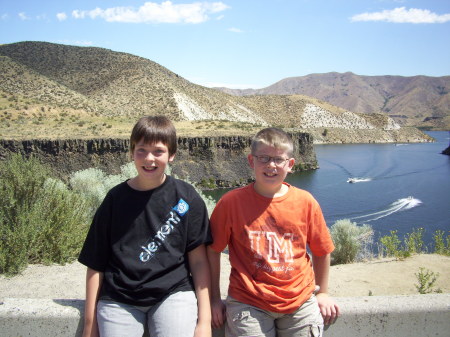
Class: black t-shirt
78,175,211,306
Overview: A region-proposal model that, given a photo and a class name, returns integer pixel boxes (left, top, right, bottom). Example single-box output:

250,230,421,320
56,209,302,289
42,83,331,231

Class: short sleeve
307,197,335,257
78,193,113,272
185,194,212,252
209,196,232,253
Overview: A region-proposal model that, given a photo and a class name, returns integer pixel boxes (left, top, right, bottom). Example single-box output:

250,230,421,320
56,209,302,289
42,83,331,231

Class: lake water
206,131,450,248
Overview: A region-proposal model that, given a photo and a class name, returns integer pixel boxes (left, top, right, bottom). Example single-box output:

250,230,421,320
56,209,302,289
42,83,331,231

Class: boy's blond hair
129,115,177,157
251,127,294,157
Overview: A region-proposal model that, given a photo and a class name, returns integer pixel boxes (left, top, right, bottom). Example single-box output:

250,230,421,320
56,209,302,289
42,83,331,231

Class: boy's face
131,139,175,186
248,143,295,193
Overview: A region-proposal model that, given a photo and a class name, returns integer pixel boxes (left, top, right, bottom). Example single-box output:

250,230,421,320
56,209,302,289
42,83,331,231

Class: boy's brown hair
251,127,294,157
130,116,177,156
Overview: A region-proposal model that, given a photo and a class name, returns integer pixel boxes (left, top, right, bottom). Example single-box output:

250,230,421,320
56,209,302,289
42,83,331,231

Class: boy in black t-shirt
79,116,212,337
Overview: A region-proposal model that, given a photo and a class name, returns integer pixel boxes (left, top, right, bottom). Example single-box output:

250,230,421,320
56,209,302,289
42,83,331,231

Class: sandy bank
1,254,449,302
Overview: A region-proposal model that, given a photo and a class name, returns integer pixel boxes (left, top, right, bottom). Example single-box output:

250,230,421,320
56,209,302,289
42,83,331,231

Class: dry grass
0,92,262,139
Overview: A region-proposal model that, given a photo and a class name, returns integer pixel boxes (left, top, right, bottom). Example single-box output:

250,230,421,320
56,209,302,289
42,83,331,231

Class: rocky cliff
442,146,450,156
0,133,317,189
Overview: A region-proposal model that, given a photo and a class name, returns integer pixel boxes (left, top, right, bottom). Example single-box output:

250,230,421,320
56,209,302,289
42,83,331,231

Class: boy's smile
142,165,157,172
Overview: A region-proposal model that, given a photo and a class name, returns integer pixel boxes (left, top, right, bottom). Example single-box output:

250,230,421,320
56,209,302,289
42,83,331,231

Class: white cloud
72,1,230,24
1,14,9,20
351,7,450,24
18,12,30,20
228,27,243,33
57,12,67,21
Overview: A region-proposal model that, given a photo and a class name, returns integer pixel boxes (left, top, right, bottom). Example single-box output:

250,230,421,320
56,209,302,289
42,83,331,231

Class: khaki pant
225,295,323,337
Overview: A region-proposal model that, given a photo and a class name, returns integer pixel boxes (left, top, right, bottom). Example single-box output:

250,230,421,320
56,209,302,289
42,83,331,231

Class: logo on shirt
139,199,190,263
173,198,189,216
249,231,294,263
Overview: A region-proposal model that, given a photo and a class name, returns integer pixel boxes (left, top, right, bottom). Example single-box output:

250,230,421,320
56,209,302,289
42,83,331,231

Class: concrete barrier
0,294,449,336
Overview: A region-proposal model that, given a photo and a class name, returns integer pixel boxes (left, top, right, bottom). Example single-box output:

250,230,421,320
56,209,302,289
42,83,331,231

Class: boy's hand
211,298,226,329
316,293,340,325
194,321,212,337
81,318,100,337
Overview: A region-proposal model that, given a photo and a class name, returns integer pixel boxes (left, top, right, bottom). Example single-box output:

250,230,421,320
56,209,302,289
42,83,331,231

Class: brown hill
217,72,450,130
0,42,431,143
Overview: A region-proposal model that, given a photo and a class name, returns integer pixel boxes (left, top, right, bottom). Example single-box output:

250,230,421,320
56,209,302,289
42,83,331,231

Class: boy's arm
312,253,340,325
206,246,226,329
82,267,103,337
188,244,212,337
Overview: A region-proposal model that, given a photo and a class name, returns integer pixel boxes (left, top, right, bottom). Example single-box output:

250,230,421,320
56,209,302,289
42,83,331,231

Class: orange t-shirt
209,182,334,314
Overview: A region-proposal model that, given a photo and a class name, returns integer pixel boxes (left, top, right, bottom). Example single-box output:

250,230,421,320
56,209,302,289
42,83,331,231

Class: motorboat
347,177,372,183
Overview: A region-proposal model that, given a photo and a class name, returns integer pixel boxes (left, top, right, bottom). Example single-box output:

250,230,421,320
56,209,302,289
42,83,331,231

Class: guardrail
1,294,449,336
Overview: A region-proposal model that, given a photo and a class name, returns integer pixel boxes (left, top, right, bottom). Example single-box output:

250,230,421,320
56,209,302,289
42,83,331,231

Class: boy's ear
287,157,295,172
169,153,176,162
247,154,255,168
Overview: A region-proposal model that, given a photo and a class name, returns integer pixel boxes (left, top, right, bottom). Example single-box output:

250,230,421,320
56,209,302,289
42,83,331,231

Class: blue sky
1,0,449,88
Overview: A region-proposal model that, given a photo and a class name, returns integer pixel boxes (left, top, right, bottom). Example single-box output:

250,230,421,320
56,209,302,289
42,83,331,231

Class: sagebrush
0,154,90,275
330,219,373,265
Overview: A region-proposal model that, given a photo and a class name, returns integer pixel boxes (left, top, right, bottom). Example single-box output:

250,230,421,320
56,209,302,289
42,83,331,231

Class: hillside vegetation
0,41,433,142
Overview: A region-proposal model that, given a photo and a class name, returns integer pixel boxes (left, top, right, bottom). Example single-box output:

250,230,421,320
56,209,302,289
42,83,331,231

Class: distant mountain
216,72,450,130
0,42,431,143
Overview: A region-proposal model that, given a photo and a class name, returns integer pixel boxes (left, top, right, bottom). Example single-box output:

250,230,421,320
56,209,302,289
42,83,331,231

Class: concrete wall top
1,294,449,337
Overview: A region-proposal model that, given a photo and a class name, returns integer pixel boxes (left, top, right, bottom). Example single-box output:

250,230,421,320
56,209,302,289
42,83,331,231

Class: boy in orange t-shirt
207,127,340,336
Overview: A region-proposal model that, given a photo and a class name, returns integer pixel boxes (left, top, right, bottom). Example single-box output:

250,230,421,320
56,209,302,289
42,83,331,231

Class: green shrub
415,267,441,294
21,179,89,265
433,230,450,256
199,178,216,189
330,219,373,265
69,167,107,217
0,154,49,213
380,228,430,259
404,227,425,254
379,230,410,258
70,162,138,217
0,155,90,275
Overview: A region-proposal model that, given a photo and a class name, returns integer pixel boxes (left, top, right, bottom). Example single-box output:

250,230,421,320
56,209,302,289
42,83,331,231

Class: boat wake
349,197,422,223
347,177,372,183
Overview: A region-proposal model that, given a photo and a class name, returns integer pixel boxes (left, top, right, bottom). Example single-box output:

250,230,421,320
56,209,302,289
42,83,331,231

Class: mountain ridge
0,41,433,143
215,71,450,130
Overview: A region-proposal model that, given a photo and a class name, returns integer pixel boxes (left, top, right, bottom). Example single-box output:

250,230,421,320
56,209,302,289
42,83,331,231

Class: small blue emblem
173,199,189,216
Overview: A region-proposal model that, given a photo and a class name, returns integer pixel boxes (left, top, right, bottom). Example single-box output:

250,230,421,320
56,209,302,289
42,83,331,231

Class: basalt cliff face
0,133,317,189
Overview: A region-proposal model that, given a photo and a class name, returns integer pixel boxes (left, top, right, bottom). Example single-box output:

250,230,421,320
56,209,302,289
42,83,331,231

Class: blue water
206,131,450,247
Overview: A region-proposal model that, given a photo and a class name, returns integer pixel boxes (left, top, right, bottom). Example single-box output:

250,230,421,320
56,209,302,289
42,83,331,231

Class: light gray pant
225,295,323,337
97,291,198,337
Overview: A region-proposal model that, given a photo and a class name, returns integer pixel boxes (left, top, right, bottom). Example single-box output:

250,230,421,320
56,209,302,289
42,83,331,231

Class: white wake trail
350,197,422,223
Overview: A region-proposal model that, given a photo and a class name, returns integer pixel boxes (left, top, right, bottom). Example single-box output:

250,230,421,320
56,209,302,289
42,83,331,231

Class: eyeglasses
253,155,289,166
